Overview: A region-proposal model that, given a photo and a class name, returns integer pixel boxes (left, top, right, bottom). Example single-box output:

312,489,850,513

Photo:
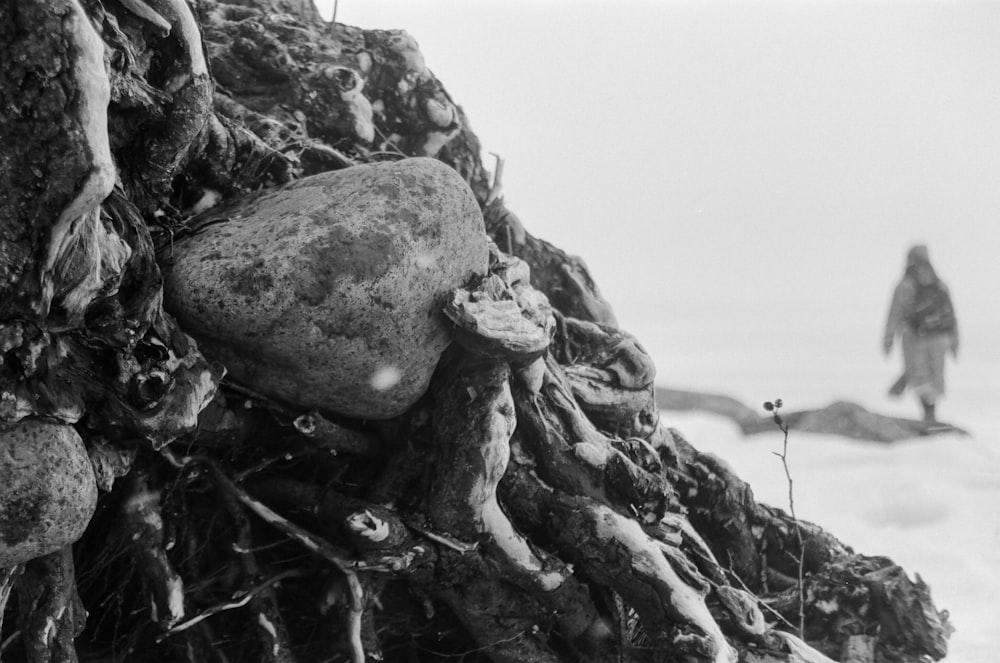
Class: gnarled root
122,469,186,629
0,566,22,650
507,468,737,663
15,548,86,663
427,356,614,663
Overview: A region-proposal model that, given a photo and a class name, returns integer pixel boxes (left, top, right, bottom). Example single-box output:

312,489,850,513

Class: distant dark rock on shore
655,387,968,442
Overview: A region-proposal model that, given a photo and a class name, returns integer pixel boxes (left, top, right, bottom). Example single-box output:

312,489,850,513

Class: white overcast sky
313,1,1000,379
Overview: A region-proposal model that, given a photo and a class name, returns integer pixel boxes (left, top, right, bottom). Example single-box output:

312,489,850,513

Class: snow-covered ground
639,309,1000,663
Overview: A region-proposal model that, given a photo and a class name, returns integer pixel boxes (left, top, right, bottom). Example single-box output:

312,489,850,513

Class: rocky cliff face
0,2,949,662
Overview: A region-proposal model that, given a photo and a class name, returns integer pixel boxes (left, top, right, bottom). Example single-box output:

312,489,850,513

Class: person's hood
907,244,931,268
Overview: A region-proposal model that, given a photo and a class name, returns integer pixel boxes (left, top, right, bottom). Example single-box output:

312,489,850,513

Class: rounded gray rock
0,419,98,566
163,157,489,419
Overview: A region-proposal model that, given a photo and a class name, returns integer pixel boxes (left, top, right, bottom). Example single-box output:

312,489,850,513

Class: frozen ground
639,308,1000,663
663,411,999,663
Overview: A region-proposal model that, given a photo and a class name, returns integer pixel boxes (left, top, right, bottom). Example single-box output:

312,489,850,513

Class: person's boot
888,373,907,397
922,400,936,422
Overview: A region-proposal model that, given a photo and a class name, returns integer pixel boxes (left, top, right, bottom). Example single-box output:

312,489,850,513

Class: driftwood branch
656,387,968,441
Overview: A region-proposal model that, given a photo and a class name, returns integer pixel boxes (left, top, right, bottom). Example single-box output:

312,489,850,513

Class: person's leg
926,334,948,397
901,330,932,418
910,334,949,421
921,398,936,422
920,335,949,422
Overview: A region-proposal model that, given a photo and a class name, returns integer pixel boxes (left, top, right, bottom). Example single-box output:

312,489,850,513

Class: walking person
882,245,959,422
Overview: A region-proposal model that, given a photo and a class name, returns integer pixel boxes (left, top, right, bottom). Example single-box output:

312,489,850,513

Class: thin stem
164,570,303,636
766,400,806,641
773,415,806,638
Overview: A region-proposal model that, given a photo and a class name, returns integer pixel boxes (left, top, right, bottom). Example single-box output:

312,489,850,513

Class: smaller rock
0,419,98,566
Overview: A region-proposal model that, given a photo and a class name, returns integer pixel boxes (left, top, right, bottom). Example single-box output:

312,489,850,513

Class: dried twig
724,565,797,632
220,379,297,418
764,398,806,638
164,570,304,636
401,521,479,554
0,629,20,655
161,449,367,663
217,484,299,662
293,411,380,456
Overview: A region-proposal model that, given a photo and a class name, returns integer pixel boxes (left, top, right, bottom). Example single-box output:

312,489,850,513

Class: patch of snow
369,365,402,392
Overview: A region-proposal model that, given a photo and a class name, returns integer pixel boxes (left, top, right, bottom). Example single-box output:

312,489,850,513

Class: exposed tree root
16,549,85,663
0,2,951,663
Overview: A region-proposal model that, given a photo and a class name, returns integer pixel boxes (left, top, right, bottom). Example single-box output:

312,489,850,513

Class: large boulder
0,419,97,566
163,157,489,419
